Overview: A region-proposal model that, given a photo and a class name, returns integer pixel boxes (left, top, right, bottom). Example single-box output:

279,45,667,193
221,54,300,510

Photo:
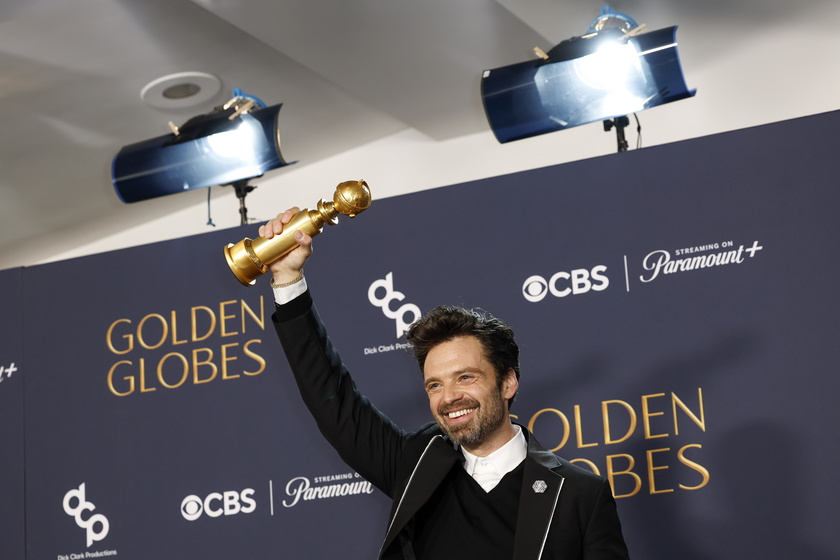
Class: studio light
111,91,294,211
480,6,695,148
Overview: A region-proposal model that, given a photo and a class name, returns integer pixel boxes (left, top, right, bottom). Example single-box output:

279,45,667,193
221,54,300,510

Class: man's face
423,336,518,453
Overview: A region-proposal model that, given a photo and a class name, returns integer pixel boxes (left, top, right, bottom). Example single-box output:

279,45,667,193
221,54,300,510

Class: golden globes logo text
105,297,267,397
519,387,709,499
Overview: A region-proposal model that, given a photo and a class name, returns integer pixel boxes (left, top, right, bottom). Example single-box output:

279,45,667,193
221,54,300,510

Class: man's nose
442,383,464,403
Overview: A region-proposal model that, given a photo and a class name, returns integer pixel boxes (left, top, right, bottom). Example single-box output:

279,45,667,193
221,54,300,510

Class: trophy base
224,242,260,286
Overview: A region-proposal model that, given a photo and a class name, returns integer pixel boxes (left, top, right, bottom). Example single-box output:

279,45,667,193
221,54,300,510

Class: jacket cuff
272,289,313,323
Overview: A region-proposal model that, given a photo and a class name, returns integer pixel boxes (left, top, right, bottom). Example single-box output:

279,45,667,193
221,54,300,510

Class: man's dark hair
405,305,520,407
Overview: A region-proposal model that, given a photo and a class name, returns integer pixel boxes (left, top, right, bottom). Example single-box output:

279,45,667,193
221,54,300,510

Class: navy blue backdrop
0,268,25,560
4,109,840,559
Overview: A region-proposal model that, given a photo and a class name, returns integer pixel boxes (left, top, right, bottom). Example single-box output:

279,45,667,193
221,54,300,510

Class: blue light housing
481,26,695,144
112,102,293,203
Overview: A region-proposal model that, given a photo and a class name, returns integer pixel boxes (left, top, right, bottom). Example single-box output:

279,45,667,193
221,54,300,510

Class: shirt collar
461,424,527,477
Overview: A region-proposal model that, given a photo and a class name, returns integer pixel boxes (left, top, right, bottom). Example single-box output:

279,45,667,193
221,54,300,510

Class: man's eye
459,375,476,383
426,383,442,392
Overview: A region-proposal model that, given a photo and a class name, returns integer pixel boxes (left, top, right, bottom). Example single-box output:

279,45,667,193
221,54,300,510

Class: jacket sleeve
272,289,409,495
582,478,631,560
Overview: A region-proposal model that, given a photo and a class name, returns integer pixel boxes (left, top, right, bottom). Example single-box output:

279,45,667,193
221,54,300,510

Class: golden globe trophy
224,180,372,286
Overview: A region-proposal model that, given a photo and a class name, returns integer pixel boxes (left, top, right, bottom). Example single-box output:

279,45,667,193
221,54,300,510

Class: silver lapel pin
532,480,548,494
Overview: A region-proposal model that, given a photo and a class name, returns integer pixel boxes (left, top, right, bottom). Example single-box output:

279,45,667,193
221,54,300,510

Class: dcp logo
522,266,609,302
63,483,110,547
368,272,421,338
181,489,256,521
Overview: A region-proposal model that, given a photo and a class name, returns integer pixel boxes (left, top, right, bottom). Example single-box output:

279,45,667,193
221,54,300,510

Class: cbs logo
522,266,609,302
181,489,256,521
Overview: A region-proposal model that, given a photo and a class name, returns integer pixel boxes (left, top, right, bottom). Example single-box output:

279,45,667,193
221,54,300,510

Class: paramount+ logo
181,488,256,521
522,265,609,302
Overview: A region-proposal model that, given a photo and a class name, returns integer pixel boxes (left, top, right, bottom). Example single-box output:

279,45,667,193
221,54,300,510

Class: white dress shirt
461,424,527,492
273,277,308,304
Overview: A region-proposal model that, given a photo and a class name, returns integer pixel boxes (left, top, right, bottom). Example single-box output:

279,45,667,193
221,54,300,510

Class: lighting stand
603,116,630,152
227,179,257,225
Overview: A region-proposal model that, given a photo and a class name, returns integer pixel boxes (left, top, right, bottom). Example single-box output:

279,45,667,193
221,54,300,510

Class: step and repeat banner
0,268,25,560
4,109,840,559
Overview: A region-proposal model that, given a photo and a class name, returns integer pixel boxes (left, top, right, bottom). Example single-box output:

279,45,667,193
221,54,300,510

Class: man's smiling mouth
447,408,476,419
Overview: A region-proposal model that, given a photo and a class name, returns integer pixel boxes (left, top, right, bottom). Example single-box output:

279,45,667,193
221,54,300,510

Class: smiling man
262,208,630,560
413,310,519,457
424,338,514,450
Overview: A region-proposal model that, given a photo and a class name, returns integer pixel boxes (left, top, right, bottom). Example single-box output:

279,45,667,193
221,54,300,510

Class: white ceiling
1,0,838,269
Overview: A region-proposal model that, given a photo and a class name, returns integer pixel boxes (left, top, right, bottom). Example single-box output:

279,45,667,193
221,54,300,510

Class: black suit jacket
273,291,630,560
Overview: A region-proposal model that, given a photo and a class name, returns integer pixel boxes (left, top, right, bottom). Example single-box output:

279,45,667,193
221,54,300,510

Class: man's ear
502,368,519,400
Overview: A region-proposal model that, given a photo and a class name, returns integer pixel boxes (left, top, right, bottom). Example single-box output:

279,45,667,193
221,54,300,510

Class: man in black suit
261,208,630,560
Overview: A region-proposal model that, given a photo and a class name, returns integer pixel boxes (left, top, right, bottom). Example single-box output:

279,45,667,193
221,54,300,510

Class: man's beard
436,390,507,448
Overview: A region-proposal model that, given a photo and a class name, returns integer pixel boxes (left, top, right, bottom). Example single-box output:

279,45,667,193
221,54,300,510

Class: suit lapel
512,433,565,560
379,435,461,557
